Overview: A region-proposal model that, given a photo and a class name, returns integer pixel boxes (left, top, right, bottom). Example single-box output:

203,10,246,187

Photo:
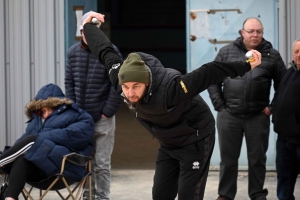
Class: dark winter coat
65,40,122,122
272,62,300,144
18,83,94,181
83,24,254,148
207,37,286,116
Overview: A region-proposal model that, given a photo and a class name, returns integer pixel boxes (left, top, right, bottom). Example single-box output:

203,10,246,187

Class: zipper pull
197,130,199,140
136,112,137,118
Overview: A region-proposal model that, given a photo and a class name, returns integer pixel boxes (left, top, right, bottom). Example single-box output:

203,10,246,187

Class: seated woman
0,83,94,200
0,107,54,167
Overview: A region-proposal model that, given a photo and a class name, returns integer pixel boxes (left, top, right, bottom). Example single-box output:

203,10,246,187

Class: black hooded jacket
207,37,286,116
84,23,255,148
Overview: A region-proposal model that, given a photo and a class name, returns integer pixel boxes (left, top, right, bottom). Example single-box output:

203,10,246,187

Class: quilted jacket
207,37,286,116
18,83,94,181
65,40,122,122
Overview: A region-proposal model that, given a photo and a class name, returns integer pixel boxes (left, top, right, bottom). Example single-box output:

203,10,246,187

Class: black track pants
152,132,215,200
0,134,37,167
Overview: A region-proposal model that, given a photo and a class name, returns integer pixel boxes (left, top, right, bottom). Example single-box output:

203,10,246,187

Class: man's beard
124,88,147,110
126,97,141,109
128,101,139,109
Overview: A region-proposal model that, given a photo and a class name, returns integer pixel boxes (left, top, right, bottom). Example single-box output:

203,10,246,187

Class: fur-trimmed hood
25,83,73,118
16,83,94,181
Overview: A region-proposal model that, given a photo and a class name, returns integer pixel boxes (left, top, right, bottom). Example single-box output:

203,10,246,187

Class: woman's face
41,107,53,119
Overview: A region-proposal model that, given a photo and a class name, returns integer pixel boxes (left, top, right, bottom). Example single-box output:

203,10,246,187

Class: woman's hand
248,50,261,70
82,12,105,29
101,114,107,119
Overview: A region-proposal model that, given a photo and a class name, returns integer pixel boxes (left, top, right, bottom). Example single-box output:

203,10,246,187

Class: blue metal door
186,0,279,170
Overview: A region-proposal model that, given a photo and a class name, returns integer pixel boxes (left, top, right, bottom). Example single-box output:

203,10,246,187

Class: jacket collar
80,40,91,52
289,61,299,71
235,37,272,52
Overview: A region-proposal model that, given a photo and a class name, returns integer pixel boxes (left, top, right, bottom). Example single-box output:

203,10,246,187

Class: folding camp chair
21,153,92,200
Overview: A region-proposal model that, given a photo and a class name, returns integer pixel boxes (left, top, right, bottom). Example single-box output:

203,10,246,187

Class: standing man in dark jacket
272,38,300,200
207,18,286,200
65,11,122,200
80,12,262,200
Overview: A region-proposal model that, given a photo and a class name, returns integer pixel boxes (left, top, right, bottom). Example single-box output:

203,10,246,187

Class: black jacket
207,37,286,116
84,24,254,148
272,62,300,144
65,40,122,122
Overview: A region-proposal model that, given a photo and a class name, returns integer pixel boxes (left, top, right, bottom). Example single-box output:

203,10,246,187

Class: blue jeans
276,138,300,200
85,116,115,200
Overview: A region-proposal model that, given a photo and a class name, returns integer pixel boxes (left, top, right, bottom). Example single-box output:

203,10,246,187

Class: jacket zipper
135,107,165,142
81,54,90,109
135,105,146,120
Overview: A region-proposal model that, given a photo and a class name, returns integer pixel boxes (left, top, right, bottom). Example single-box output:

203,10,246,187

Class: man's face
293,41,300,70
240,19,263,50
81,30,87,44
121,82,148,104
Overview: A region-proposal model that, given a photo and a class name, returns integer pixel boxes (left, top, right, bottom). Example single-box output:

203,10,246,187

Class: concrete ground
109,104,300,199
1,170,298,199
1,104,300,199
110,170,300,200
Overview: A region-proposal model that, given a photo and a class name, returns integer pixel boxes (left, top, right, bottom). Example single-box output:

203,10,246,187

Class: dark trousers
217,110,269,200
276,138,300,200
7,156,48,199
0,134,37,167
152,132,215,200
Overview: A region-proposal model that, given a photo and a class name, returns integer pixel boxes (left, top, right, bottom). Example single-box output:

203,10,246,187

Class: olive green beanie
118,53,150,85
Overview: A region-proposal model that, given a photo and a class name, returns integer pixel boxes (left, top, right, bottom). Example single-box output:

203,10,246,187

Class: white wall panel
55,0,65,88
0,0,65,146
0,0,7,147
279,0,300,67
6,0,31,144
32,0,56,92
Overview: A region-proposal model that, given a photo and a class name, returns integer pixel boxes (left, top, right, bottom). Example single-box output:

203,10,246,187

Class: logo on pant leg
192,161,200,169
